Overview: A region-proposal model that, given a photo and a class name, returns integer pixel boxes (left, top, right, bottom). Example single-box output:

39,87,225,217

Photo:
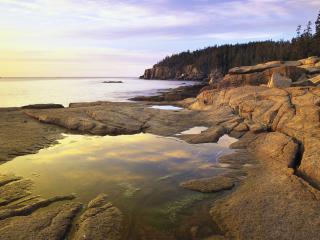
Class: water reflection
150,105,183,110
0,133,236,239
179,126,209,135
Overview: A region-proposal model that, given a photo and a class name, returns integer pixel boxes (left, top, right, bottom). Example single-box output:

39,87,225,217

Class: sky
0,0,320,77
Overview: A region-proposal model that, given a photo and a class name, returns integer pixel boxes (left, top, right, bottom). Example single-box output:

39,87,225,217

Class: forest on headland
153,12,320,75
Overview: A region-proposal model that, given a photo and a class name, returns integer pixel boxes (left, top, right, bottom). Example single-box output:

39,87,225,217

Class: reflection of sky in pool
179,126,209,135
0,133,236,239
150,105,183,110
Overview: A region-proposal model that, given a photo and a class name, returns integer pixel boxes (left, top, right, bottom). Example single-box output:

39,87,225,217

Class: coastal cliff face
141,56,320,84
141,65,213,81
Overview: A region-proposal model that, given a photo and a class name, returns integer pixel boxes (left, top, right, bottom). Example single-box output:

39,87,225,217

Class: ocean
0,77,196,107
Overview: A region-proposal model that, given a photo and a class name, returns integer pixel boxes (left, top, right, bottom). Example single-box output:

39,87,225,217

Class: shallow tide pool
0,133,236,239
150,105,184,110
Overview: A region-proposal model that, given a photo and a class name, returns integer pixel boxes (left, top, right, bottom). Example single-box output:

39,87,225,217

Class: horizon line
0,76,138,79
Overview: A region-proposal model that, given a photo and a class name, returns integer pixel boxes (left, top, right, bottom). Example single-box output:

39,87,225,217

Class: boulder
267,72,292,88
180,176,236,193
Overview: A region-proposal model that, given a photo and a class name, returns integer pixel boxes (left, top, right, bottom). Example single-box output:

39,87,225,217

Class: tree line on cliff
154,12,320,75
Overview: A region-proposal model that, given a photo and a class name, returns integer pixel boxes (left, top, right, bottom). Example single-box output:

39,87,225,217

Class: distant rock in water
180,176,236,193
102,81,123,84
21,104,64,109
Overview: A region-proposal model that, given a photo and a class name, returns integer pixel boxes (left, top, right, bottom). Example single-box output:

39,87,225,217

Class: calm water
0,133,237,239
0,77,196,107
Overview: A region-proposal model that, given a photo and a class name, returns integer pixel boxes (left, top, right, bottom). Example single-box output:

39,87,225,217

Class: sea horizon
0,77,196,107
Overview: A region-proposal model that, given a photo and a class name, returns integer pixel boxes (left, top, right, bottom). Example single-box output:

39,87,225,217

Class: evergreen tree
154,12,320,75
296,25,302,38
315,11,320,38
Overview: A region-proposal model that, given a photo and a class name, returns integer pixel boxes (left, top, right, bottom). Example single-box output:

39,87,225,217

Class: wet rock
0,179,33,206
0,175,22,187
0,194,76,220
0,109,63,162
180,176,236,193
0,202,81,240
74,194,124,240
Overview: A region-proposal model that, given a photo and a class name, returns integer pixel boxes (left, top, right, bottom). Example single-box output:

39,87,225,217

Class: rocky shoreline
1,57,320,239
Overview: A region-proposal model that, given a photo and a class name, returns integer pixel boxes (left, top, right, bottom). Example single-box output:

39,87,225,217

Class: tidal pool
0,133,236,239
150,105,183,110
179,126,209,135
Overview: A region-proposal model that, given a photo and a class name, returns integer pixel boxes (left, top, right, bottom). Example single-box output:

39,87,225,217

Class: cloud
0,0,319,76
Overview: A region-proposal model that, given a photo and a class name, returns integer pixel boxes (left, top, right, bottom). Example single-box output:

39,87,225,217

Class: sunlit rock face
218,57,320,89
192,85,320,187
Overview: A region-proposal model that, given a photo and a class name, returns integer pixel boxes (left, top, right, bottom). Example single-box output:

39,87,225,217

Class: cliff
141,64,211,81
140,33,320,81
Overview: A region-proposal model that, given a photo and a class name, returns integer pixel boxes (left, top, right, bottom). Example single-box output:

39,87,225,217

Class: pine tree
303,21,313,38
314,11,320,55
315,11,320,38
296,25,302,38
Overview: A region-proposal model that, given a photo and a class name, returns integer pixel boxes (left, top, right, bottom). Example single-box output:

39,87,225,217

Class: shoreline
0,81,319,239
0,78,200,109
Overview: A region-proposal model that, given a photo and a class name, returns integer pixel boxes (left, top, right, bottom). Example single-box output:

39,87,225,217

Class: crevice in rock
295,172,320,192
0,195,76,220
290,142,320,192
292,141,304,170
62,206,84,240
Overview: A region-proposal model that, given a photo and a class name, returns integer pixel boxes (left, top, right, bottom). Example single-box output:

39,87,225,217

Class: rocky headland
0,56,320,239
